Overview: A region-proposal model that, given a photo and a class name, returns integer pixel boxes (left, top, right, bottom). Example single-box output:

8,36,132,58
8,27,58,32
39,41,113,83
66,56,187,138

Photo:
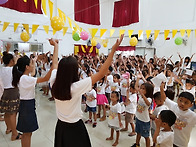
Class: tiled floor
0,87,196,147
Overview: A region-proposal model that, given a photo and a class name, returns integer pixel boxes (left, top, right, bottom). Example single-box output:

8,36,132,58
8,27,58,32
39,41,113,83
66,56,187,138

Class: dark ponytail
12,56,30,87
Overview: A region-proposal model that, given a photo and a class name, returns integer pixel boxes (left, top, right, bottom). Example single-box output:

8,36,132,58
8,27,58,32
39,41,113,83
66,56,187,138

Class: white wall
0,0,195,61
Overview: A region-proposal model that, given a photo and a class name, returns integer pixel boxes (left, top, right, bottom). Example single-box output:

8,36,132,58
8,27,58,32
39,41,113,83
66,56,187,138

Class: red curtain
112,0,139,27
116,46,135,51
75,45,98,57
0,0,42,14
74,0,100,25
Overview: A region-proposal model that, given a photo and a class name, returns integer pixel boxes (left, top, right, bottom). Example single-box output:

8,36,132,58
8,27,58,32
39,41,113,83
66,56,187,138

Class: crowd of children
0,40,196,147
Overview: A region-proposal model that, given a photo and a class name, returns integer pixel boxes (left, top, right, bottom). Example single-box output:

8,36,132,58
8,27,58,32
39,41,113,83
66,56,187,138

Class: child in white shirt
153,110,176,147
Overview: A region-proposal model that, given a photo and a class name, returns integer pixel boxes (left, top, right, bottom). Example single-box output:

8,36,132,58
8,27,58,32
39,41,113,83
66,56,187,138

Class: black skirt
55,119,91,147
17,99,38,133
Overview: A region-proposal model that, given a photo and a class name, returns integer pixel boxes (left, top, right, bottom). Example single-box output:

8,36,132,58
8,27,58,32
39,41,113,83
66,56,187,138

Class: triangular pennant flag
92,28,98,38
63,27,68,36
74,22,80,32
146,30,152,39
180,29,185,37
164,30,170,40
34,0,38,9
186,29,191,38
2,22,10,32
88,28,92,36
80,27,83,33
22,24,29,34
100,29,107,38
172,30,178,38
48,0,53,19
41,0,47,15
119,30,125,37
43,25,49,34
128,30,134,38
110,29,115,37
154,30,160,40
53,29,57,35
32,25,39,34
138,30,143,38
14,23,20,32
58,8,63,19
62,12,66,23
67,17,73,30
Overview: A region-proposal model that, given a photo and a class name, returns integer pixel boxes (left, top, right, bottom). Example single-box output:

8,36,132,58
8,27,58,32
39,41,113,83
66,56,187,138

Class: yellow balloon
51,16,64,31
20,32,30,42
129,37,138,46
103,43,107,48
91,38,97,46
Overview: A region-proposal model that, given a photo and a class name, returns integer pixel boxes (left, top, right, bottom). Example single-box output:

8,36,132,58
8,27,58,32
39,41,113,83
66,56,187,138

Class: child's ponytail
12,64,23,87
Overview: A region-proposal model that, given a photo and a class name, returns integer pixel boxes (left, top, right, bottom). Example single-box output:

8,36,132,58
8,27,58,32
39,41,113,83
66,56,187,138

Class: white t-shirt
105,75,113,93
166,77,174,87
182,85,195,98
50,69,92,123
165,98,196,147
19,75,37,100
108,102,121,128
97,82,106,94
0,66,14,89
109,81,120,92
86,89,97,107
152,105,168,130
136,95,152,122
120,78,131,96
157,130,174,147
125,93,137,114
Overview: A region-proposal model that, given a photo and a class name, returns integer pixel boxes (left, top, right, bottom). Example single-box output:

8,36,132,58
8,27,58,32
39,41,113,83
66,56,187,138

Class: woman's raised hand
112,34,124,51
49,38,59,46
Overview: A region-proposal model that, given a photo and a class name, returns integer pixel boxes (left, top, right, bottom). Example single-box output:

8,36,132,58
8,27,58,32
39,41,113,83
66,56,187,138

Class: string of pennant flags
0,0,196,41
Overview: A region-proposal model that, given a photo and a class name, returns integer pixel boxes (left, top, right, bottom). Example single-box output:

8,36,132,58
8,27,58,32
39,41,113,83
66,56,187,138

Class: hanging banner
180,29,185,37
186,29,191,38
63,27,68,36
164,30,170,40
100,29,107,38
119,30,125,37
138,30,143,38
43,25,49,34
172,30,178,38
81,45,86,53
14,23,20,32
128,30,134,38
41,0,47,15
110,29,115,37
154,30,160,40
2,22,10,32
146,30,151,39
53,29,56,35
34,0,38,9
32,25,39,34
22,24,29,34
67,17,73,30
48,0,53,19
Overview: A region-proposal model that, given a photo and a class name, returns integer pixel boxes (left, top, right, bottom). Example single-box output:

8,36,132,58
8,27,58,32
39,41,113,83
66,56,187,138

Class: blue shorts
86,106,96,113
135,118,150,138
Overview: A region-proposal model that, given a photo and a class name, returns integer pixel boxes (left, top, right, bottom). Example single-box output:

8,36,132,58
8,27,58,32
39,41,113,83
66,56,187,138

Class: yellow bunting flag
172,30,178,38
34,0,38,9
32,25,39,34
91,28,98,38
180,29,185,37
22,24,29,34
74,22,80,32
89,46,94,53
41,0,47,15
138,30,143,38
110,29,115,37
119,30,125,37
146,30,151,39
53,29,56,35
58,8,63,19
43,25,49,34
48,0,53,19
62,12,66,23
14,23,19,32
88,28,92,36
164,30,170,40
63,27,68,36
186,29,191,38
79,27,83,33
81,45,86,53
154,30,160,40
67,17,73,30
2,22,10,32
100,29,107,38
128,30,134,38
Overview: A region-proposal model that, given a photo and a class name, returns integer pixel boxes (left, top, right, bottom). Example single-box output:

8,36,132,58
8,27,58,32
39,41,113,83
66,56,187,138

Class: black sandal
11,133,22,141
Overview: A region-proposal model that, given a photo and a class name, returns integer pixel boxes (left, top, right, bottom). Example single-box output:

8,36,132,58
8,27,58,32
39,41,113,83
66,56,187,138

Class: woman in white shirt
50,35,124,147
